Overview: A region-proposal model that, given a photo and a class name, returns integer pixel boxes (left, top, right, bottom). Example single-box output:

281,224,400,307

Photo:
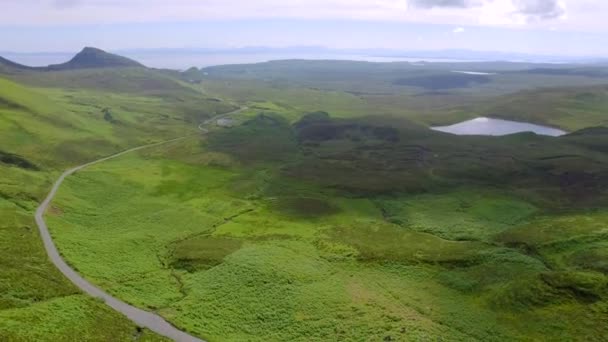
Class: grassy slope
46,112,608,341
45,146,507,341
4,60,608,340
201,61,608,132
470,85,608,131
203,77,608,134
200,60,608,97
0,69,235,340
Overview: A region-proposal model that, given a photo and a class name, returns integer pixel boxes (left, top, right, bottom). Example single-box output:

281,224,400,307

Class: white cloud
0,0,605,32
512,0,565,21
409,0,482,8
453,27,466,33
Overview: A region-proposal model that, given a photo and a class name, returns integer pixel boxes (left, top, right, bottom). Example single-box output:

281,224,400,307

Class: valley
1,48,607,341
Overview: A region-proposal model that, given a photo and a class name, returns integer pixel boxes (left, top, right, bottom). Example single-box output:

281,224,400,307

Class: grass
498,212,608,276
200,60,608,99
0,70,236,340
45,111,608,340
325,221,487,263
206,113,299,163
172,236,243,272
0,167,169,341
378,190,538,241
471,85,608,131
201,60,608,132
0,77,190,168
3,58,608,341
0,295,168,342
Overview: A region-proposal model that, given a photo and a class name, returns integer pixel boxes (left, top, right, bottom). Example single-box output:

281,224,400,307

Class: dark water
432,117,566,137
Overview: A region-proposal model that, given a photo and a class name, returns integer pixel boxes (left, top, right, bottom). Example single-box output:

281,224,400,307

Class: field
2,53,608,341
45,110,608,341
0,55,233,340
200,60,608,131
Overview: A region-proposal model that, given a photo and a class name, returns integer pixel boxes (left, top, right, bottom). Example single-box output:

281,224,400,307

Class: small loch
432,117,566,137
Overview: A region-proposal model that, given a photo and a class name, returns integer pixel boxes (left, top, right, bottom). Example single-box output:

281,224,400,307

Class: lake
432,117,566,137
451,70,497,75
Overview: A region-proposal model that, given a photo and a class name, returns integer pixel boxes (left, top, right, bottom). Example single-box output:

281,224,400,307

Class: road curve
198,106,248,132
35,136,205,342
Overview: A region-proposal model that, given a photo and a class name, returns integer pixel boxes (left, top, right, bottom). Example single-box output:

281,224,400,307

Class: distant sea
2,52,474,70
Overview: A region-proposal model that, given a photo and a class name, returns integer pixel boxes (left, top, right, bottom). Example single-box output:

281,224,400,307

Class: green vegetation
393,73,491,90
0,163,169,341
46,110,608,341
379,191,538,241
471,85,608,131
0,295,166,341
3,52,608,341
200,60,608,131
0,49,237,340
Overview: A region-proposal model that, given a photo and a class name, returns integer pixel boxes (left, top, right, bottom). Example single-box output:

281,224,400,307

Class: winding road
35,138,204,342
34,107,246,341
198,106,248,132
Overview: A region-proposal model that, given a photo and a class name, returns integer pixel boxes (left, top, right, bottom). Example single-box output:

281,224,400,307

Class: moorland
1,48,607,341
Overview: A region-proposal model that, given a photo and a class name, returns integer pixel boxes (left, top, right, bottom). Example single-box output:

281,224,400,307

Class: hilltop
0,47,209,97
0,47,143,72
47,47,143,70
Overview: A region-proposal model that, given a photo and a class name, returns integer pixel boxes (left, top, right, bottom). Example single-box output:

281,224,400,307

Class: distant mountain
0,56,37,72
47,47,143,70
2,46,606,71
116,47,605,64
0,47,144,72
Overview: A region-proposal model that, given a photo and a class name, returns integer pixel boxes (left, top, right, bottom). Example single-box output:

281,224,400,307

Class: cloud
453,27,466,33
409,0,481,8
52,0,82,9
0,0,592,31
410,0,567,24
512,0,565,21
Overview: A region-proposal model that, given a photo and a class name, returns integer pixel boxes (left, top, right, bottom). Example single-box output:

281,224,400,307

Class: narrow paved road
35,106,245,341
198,106,248,132
35,137,205,342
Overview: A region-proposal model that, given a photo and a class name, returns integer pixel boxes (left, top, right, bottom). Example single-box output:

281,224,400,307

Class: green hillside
0,51,237,340
45,110,608,341
0,76,174,340
2,53,608,341
472,85,608,131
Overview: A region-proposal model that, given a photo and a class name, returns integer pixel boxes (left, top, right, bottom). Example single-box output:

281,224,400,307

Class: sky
1,0,608,56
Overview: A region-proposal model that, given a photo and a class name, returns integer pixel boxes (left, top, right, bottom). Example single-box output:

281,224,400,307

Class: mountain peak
81,46,104,53
76,47,111,57
0,47,145,72
47,47,144,70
